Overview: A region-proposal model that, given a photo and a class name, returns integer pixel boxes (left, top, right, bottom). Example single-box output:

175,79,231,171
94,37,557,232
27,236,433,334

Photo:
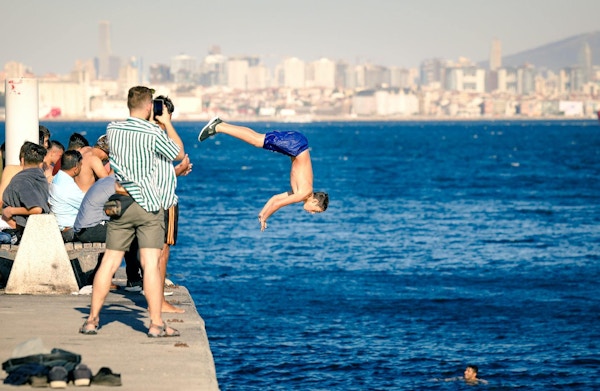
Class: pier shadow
74,289,152,334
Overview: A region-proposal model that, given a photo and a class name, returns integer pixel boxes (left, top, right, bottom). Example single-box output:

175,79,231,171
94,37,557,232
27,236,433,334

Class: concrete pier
0,270,220,390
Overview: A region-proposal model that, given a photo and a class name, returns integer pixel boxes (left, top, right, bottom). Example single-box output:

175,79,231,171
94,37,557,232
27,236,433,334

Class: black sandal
79,318,99,335
147,321,180,338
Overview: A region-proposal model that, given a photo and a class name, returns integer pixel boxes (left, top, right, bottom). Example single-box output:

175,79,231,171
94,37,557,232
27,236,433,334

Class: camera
153,99,163,118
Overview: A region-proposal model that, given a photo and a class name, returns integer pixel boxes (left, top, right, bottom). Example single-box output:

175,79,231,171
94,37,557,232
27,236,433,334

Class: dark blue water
3,120,600,389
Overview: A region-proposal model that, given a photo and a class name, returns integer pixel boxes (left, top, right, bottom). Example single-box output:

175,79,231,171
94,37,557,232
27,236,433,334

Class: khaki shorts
106,201,165,251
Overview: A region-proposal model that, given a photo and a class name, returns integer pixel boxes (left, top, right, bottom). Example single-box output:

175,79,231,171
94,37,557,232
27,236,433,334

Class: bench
0,215,106,294
0,241,106,290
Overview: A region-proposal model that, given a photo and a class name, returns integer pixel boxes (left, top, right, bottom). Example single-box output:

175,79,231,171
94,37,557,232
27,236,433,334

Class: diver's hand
258,214,267,231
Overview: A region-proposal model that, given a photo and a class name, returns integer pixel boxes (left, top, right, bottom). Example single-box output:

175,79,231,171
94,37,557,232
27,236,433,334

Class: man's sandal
79,319,99,335
147,321,180,338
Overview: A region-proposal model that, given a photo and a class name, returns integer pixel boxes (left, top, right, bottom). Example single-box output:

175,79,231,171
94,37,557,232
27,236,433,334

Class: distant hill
479,31,600,71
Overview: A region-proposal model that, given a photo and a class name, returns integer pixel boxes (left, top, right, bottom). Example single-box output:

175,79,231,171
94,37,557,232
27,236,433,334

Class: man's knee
102,250,126,272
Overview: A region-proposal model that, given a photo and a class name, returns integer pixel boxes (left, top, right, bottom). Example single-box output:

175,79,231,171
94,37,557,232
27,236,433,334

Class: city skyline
2,0,600,76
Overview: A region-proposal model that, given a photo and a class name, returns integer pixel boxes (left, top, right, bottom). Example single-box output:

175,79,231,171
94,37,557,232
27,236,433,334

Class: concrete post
5,214,80,294
4,77,39,165
0,78,39,200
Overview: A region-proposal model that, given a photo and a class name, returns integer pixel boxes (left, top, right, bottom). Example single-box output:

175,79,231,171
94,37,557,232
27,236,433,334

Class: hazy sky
2,0,599,75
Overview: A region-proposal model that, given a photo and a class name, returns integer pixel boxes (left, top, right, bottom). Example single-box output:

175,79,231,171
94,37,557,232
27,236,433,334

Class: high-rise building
200,52,227,87
364,64,389,89
170,54,197,84
149,64,171,84
335,61,350,89
419,58,447,87
490,38,502,71
97,21,120,80
578,41,592,83
98,21,111,79
389,66,416,89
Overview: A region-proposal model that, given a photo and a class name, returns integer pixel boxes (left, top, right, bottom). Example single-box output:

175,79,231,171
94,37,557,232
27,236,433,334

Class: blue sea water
2,119,600,389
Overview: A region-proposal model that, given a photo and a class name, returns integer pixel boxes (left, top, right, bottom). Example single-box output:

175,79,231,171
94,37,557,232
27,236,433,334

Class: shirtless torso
258,149,318,230
75,147,109,192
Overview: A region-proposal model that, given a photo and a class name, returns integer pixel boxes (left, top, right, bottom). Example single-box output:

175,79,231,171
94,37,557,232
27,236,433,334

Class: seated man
1,142,50,243
49,150,84,242
52,132,90,176
44,140,65,183
74,175,114,243
39,125,51,149
74,174,142,287
74,135,111,193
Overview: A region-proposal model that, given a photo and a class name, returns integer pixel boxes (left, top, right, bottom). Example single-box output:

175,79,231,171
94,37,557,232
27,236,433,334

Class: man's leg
81,249,125,332
216,122,265,147
124,238,142,288
160,204,184,313
140,247,179,336
159,243,184,313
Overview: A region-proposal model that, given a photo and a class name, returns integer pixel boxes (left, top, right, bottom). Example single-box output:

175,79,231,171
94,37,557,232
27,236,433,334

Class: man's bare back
75,146,109,192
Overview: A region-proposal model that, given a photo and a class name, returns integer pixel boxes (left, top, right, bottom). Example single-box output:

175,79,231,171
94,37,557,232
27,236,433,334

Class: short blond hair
127,86,154,110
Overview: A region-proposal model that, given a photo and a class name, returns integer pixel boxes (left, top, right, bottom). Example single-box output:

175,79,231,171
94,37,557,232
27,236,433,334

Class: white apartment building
306,58,336,89
282,57,306,89
353,88,419,116
227,58,250,90
445,66,486,93
247,64,270,90
226,57,271,90
375,89,419,116
497,68,519,94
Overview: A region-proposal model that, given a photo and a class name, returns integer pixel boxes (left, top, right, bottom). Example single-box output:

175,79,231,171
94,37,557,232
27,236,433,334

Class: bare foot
161,300,185,313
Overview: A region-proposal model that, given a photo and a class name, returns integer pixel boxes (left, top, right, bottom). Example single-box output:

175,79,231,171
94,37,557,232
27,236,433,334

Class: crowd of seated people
0,127,111,244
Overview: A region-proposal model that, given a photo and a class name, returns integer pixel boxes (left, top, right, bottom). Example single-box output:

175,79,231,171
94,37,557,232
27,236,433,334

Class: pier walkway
0,269,220,390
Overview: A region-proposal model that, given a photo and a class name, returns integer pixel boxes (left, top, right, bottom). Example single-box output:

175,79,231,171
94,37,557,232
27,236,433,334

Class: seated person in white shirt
48,150,84,242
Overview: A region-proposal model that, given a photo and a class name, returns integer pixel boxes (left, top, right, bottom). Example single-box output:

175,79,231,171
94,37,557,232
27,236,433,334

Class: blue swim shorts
262,131,309,157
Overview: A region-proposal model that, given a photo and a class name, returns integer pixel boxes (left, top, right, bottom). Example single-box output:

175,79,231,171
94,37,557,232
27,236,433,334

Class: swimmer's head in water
464,365,478,382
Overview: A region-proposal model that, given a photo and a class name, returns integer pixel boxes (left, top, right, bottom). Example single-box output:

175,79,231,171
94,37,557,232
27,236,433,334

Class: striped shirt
107,117,180,212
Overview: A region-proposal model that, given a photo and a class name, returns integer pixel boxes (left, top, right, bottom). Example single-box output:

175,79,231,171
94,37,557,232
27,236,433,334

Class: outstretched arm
258,191,308,231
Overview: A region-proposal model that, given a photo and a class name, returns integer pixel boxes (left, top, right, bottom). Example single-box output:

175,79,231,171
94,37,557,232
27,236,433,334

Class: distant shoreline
1,115,597,124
